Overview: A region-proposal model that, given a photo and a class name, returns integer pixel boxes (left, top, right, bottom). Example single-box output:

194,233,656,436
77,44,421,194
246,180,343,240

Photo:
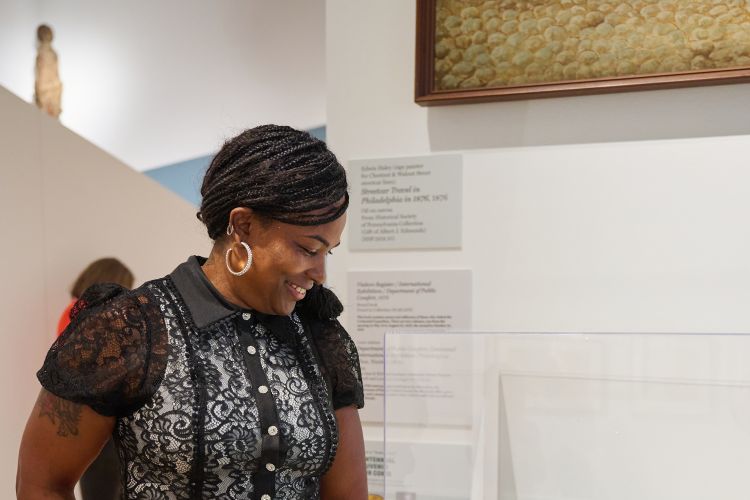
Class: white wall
0,69,47,499
0,0,326,171
326,0,750,340
0,0,39,101
0,86,209,495
326,1,750,497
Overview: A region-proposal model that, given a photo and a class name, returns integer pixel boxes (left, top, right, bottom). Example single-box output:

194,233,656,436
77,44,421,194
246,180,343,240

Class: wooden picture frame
416,0,750,106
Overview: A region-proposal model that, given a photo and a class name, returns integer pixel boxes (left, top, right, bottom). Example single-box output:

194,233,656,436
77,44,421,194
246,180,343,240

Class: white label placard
348,270,472,425
366,440,472,500
384,441,473,500
365,440,385,497
349,155,462,250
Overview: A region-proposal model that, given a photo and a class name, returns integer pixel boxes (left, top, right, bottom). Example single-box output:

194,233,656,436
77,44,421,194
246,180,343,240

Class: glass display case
383,332,750,500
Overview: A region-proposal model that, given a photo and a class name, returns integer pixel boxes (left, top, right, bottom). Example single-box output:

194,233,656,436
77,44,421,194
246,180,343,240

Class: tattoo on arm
37,391,82,437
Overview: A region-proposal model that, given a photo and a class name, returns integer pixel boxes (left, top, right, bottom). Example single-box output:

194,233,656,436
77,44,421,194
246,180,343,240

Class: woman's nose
307,256,326,285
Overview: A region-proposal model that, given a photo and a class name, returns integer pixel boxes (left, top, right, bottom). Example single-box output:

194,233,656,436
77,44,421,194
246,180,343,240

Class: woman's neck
201,249,255,310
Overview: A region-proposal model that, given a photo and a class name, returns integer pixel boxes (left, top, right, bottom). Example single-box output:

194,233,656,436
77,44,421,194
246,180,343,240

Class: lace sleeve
310,319,365,410
37,283,168,417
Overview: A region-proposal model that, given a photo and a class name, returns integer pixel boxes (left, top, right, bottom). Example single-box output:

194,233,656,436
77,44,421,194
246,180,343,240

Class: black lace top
37,256,364,500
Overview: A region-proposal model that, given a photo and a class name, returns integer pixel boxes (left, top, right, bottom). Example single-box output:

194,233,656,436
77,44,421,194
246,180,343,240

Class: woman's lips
286,281,307,300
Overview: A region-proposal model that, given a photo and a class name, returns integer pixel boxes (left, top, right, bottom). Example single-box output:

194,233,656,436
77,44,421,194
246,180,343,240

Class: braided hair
198,124,349,240
198,124,348,319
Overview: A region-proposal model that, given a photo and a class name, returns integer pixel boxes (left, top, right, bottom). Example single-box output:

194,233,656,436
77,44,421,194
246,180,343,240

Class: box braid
197,125,348,318
197,124,349,241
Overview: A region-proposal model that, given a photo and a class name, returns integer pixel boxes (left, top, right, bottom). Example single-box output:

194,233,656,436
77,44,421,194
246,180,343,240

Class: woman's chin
271,301,296,317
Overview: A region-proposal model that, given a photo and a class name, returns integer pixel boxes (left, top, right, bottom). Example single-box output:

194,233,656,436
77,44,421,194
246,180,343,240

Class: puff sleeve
309,318,365,410
37,283,168,417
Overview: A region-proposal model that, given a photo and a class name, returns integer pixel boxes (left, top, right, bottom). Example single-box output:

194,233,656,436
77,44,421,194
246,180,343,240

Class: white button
258,385,269,394
261,495,271,500
246,345,257,355
242,312,251,320
267,425,278,436
265,463,276,472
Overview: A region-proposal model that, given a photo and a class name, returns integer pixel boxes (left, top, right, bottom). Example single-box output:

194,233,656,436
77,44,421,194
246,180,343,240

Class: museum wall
0,0,326,171
327,0,750,350
0,86,209,494
0,0,39,101
326,0,750,496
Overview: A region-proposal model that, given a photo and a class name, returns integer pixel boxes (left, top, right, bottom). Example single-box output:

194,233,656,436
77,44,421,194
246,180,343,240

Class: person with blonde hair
53,257,134,500
57,257,134,335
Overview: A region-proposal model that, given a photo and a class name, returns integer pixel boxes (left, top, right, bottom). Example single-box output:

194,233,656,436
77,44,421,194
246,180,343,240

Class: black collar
169,256,239,329
168,256,298,343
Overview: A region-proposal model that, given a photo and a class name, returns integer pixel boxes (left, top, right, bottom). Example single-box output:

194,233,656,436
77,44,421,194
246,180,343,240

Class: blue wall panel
144,126,326,206
144,155,210,207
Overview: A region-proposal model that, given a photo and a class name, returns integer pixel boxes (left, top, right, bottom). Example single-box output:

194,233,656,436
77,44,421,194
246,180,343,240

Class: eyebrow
304,235,340,248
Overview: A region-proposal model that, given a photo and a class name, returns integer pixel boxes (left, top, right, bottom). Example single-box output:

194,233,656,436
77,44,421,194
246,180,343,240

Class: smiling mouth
286,281,308,300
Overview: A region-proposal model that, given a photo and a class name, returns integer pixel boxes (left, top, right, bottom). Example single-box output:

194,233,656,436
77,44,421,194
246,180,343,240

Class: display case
383,332,750,500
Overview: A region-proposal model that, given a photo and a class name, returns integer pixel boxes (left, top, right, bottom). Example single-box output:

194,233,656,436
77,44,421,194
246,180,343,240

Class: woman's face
235,212,346,316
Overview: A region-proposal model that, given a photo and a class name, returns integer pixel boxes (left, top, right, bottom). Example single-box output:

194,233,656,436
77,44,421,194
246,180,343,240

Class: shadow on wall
426,83,750,152
145,126,326,206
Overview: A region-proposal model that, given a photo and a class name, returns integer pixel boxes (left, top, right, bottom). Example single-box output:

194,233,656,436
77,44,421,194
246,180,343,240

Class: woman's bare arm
16,389,115,499
320,406,367,500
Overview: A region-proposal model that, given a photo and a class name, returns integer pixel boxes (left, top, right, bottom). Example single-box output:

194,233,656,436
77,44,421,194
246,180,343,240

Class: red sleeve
56,299,76,336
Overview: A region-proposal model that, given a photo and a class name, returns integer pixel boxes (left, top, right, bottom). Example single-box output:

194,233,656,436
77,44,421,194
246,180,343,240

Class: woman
17,125,367,499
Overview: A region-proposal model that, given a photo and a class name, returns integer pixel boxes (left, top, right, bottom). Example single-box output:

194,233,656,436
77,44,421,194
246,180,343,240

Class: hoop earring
225,241,252,276
226,223,234,236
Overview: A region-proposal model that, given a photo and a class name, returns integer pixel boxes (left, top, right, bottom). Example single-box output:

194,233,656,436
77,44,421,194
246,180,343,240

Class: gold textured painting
415,0,750,105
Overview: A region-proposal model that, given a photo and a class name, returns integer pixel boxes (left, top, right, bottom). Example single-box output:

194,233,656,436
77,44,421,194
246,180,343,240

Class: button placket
235,314,281,500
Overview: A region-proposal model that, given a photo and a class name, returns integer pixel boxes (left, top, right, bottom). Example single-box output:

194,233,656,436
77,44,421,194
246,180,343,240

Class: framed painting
416,0,750,105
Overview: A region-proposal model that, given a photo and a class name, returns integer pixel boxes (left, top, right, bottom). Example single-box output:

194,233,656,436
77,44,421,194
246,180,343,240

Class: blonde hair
70,258,134,298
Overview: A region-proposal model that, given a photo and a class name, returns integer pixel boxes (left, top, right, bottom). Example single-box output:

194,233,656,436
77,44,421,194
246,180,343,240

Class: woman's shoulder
38,281,169,417
62,279,152,318
295,286,365,410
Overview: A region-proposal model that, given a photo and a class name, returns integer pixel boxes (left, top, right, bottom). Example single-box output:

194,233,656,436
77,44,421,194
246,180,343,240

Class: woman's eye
299,245,333,257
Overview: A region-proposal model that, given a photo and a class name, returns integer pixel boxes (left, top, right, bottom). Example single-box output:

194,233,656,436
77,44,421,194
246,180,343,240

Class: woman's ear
227,207,255,241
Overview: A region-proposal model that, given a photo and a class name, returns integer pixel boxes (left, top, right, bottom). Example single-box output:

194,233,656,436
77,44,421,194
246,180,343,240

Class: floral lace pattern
116,282,195,498
255,318,329,496
38,283,168,418
38,258,364,500
305,316,365,411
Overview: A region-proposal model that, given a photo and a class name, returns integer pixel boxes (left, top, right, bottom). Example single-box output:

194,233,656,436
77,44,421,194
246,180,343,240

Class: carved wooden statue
34,24,62,118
